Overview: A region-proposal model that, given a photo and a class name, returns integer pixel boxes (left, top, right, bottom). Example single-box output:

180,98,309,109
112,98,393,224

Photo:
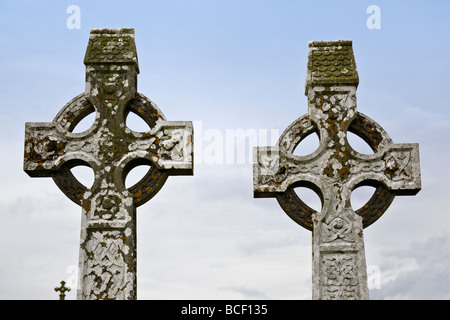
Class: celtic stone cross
253,40,421,299
24,28,193,299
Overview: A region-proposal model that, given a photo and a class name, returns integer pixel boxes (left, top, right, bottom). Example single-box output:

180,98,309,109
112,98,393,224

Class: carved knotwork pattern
321,253,359,300
348,150,413,181
83,230,133,300
323,216,353,243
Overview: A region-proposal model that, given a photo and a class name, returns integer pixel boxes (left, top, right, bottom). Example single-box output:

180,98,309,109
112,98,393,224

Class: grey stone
24,28,193,300
253,40,421,300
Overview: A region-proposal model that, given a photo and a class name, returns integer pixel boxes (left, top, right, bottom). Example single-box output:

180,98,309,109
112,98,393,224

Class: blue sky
1,1,450,299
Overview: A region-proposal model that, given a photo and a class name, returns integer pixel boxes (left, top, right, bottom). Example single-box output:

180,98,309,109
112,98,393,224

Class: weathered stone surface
24,28,193,300
253,40,421,300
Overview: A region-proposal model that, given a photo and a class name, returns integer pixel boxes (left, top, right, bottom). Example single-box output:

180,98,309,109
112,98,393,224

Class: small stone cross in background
55,281,71,300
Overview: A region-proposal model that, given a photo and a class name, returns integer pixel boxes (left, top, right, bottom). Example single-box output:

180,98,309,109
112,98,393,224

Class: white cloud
370,234,450,300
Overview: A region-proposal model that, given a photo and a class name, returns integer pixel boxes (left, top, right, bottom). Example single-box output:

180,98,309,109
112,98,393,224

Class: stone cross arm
24,118,193,178
254,141,421,198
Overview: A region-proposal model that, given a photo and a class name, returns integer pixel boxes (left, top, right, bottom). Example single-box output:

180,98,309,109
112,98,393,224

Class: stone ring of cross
50,93,170,208
274,111,396,231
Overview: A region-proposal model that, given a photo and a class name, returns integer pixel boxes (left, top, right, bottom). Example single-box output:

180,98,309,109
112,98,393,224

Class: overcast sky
1,0,450,300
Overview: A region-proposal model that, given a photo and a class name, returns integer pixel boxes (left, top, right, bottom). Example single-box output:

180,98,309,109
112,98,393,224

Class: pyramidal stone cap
305,40,359,94
84,28,139,73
